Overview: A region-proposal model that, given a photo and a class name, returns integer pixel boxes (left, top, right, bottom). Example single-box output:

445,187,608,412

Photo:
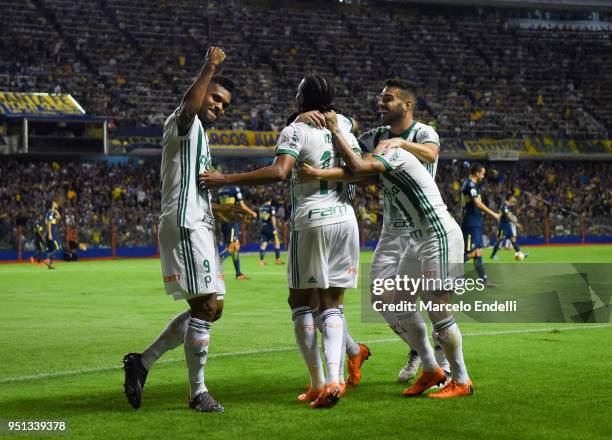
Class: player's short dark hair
300,75,335,112
212,76,235,94
384,78,418,101
470,162,485,175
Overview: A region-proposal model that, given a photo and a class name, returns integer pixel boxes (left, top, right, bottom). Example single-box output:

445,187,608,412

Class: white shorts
287,219,359,289
370,228,411,282
159,222,226,301
397,226,464,290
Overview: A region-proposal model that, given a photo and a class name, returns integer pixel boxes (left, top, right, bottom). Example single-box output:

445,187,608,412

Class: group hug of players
122,47,525,413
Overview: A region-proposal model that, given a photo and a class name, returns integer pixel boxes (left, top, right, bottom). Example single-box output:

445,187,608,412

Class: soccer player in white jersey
200,75,360,408
297,79,449,383
123,47,243,413
300,110,473,398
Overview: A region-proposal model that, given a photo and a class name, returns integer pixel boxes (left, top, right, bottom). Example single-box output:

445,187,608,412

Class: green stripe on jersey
373,154,392,171
276,149,299,159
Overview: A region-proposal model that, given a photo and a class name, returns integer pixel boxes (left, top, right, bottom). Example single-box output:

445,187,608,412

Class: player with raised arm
461,163,500,286
306,110,472,398
122,46,243,413
200,75,360,408
258,197,284,266
217,185,257,279
491,194,527,260
297,79,449,383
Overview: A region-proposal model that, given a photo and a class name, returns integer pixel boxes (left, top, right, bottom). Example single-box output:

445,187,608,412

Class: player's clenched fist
205,46,226,68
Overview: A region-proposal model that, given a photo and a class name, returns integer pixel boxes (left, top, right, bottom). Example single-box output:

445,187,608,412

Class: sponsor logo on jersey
347,266,358,275
307,204,349,220
163,274,181,282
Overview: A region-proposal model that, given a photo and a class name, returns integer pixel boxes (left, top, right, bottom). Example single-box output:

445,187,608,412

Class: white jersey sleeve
414,124,440,146
275,124,307,160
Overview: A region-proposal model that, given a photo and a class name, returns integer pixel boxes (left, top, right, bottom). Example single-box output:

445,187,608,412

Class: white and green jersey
358,121,440,176
275,115,359,231
160,108,215,229
358,121,440,233
373,148,458,240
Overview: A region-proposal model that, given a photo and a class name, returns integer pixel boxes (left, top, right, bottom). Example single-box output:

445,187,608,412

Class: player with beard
296,79,450,384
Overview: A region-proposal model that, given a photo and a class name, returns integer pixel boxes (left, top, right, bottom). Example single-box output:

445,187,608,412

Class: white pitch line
0,324,610,385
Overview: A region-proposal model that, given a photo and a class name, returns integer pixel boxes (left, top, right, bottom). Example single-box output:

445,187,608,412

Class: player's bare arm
239,201,258,219
374,137,439,164
177,46,225,134
211,203,244,223
200,154,295,189
323,111,384,176
474,196,501,221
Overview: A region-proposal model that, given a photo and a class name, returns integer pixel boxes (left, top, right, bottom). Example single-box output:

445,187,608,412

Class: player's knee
188,295,218,321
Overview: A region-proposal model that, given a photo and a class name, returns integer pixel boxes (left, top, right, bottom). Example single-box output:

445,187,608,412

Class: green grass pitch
1,245,611,439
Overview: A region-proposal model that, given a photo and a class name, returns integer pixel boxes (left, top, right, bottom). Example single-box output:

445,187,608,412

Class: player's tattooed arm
177,46,225,135
200,154,295,189
374,138,439,164
323,111,384,176
297,164,360,183
211,203,243,223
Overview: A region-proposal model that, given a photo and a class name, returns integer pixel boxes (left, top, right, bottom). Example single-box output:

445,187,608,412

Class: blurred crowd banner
112,129,280,151
207,130,279,148
111,130,612,156
0,92,86,117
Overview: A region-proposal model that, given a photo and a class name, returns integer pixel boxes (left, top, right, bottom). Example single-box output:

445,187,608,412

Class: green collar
391,120,417,140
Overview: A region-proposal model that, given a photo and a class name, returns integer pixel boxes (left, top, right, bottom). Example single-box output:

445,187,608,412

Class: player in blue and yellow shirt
30,214,47,265
461,163,500,285
44,201,62,269
491,194,527,260
217,186,257,279
258,198,283,266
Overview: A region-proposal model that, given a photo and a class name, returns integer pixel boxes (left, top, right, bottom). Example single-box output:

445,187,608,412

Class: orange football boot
347,343,371,387
297,384,321,402
275,258,285,265
402,367,446,397
235,274,250,280
310,383,340,409
427,380,474,398
339,382,347,397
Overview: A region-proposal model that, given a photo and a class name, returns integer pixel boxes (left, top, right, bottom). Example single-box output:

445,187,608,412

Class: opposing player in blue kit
460,163,500,286
258,198,284,266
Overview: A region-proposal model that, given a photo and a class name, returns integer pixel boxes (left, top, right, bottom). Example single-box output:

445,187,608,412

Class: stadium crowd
1,158,609,253
2,0,611,150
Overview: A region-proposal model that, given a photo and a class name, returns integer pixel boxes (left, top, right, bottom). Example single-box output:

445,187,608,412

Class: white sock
141,310,190,370
292,307,325,390
321,308,344,384
184,317,210,399
395,311,438,372
433,316,469,384
434,343,451,373
340,305,360,358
